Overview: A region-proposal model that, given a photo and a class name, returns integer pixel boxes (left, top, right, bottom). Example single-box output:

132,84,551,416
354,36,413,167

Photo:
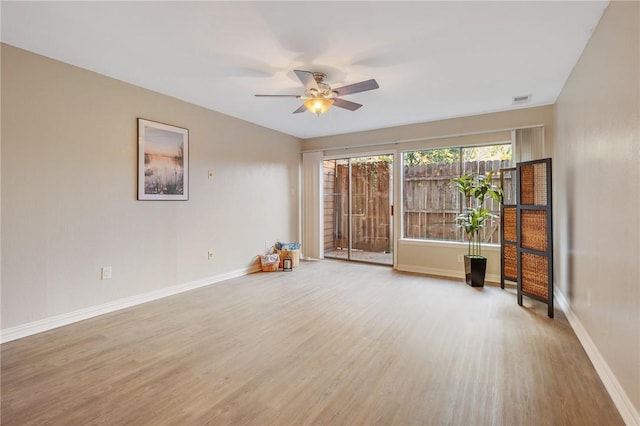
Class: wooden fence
324,162,392,252
323,159,511,252
404,159,510,243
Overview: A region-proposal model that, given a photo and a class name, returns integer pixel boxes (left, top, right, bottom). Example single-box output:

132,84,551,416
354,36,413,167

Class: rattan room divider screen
500,158,554,318
500,167,517,288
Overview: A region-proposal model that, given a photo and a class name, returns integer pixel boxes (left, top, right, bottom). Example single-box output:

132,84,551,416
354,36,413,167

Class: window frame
400,141,513,245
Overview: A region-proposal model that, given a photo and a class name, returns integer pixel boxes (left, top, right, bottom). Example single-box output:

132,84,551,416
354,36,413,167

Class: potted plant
452,172,502,287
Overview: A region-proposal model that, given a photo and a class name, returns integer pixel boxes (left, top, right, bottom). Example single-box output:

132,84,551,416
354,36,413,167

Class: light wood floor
1,260,623,425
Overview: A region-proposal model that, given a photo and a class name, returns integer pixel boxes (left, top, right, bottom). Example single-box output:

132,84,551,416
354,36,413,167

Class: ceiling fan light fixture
304,97,334,116
256,70,378,116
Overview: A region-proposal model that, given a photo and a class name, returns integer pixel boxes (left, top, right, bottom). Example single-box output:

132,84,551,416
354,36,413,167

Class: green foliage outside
404,148,459,166
403,144,512,166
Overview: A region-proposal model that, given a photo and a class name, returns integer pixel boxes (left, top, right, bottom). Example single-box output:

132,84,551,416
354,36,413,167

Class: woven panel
521,252,549,299
520,165,534,205
521,210,548,251
503,207,516,242
533,163,548,205
504,243,517,279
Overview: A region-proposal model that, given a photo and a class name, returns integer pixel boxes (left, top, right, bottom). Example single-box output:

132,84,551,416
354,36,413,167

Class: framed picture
137,118,189,201
283,258,293,272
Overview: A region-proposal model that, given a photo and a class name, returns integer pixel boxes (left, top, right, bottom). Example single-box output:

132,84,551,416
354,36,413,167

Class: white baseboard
555,290,640,426
396,264,501,285
0,265,261,344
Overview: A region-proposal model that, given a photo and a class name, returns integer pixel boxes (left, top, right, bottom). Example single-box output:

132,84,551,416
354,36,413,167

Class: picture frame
137,118,189,201
283,258,293,272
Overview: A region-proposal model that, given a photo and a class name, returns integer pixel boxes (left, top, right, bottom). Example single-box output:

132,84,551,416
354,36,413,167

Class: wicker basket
260,253,280,272
276,248,300,268
261,262,279,272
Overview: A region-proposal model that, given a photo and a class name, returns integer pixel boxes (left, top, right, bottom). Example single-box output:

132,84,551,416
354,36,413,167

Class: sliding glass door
323,155,393,265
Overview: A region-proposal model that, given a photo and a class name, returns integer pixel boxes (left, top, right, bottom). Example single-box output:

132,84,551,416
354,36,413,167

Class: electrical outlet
265,240,270,250
458,255,464,262
208,250,214,260
208,170,214,179
101,266,112,280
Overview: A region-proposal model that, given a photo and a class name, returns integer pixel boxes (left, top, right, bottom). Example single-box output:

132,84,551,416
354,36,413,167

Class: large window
402,144,512,243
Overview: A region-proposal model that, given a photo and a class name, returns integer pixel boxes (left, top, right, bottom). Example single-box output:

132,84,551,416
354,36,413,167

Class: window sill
399,238,501,252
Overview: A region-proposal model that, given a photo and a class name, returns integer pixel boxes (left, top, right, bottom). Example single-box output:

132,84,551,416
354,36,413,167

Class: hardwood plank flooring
1,260,623,425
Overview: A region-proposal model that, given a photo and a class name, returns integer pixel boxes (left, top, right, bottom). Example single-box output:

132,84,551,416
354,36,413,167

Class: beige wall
555,0,640,418
302,105,554,153
303,106,555,282
1,44,301,330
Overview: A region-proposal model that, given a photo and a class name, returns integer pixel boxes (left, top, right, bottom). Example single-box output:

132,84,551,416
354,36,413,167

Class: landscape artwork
137,118,189,200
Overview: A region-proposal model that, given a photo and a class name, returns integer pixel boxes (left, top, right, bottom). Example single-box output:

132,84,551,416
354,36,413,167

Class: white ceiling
1,1,608,139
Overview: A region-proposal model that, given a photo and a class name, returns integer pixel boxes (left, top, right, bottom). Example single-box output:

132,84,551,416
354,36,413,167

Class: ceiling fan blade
333,98,362,111
294,70,319,92
255,94,301,98
333,79,379,96
293,105,307,114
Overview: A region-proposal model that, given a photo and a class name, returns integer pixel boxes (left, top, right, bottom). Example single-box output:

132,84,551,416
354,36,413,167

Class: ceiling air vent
512,94,531,105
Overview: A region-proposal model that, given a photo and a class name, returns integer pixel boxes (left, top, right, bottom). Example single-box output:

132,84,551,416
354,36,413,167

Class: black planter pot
464,255,487,287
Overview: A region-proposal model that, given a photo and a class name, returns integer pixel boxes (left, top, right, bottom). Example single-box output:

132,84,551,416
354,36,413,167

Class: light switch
101,266,112,280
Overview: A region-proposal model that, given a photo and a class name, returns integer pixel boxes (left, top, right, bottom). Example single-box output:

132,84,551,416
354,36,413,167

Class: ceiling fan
255,70,379,116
